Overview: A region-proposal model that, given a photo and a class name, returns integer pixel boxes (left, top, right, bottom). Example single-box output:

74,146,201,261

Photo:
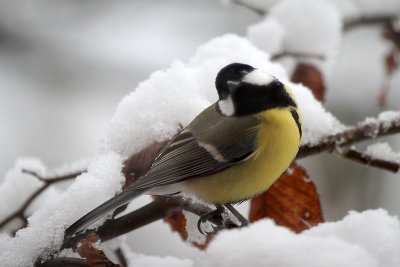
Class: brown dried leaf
385,50,398,75
163,210,213,250
122,140,169,188
382,21,400,49
249,162,324,233
291,63,325,102
77,233,121,267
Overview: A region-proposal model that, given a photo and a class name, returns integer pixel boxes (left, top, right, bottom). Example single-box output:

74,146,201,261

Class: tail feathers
65,188,147,237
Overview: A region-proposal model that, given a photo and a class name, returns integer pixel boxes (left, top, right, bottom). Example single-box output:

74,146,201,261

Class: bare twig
230,0,266,15
271,52,325,61
0,170,85,231
36,257,88,267
115,248,128,267
343,15,397,31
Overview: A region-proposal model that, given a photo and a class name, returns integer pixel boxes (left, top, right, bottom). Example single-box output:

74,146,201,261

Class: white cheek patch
242,69,275,86
217,95,235,116
198,142,226,162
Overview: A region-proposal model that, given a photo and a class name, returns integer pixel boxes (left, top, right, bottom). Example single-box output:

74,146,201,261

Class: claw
197,217,206,235
197,205,225,235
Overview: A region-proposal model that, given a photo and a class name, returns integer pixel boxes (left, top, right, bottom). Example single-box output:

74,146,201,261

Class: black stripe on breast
290,109,302,138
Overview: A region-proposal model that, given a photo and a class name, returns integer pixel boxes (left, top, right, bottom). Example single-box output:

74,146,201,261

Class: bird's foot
224,203,249,227
197,205,225,235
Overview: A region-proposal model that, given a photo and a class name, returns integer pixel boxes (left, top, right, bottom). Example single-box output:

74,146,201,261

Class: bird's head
215,63,296,117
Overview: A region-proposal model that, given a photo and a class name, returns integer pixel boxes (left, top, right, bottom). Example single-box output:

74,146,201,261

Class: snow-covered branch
297,112,400,163
62,195,240,250
338,148,399,173
0,170,84,231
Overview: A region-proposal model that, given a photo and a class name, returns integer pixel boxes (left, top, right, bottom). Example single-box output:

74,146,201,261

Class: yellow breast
183,108,301,204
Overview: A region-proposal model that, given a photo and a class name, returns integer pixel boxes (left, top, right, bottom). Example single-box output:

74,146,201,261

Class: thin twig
271,52,325,61
343,15,397,31
0,170,85,230
230,0,266,15
115,247,128,267
36,257,88,267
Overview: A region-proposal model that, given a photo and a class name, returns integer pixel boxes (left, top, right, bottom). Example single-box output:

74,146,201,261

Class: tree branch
62,196,238,250
0,170,85,231
337,148,399,173
36,257,88,267
297,115,400,172
271,52,325,61
343,15,397,31
230,0,266,15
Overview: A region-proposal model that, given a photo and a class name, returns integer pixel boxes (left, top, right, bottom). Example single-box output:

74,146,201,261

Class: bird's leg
224,203,249,227
197,204,225,235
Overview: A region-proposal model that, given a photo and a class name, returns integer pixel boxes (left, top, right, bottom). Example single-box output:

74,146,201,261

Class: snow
247,18,285,54
121,238,194,267
0,158,45,224
206,209,400,267
289,82,347,145
270,0,342,73
0,152,125,266
377,111,400,131
103,34,287,157
104,34,345,156
364,143,400,163
358,111,400,139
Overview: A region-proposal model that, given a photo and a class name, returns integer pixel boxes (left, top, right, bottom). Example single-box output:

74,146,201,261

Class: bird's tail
65,188,148,237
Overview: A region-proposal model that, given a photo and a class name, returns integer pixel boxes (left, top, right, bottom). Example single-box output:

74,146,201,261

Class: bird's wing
130,108,258,190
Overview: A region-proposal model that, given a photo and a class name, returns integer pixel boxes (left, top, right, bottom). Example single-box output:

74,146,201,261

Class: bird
65,62,302,237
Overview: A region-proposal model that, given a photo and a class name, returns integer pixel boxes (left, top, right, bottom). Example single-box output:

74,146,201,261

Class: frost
364,143,400,163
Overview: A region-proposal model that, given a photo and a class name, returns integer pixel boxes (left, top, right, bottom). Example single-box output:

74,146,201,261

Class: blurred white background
1,0,400,259
0,0,258,176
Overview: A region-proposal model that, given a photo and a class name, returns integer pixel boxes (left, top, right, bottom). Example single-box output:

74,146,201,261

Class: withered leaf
291,63,325,102
77,233,121,267
122,140,170,188
249,162,324,233
163,209,213,250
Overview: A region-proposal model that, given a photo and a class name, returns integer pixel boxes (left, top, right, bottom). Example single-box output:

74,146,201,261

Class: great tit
66,63,302,236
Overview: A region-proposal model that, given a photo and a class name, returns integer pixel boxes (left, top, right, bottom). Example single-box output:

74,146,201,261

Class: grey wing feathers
131,133,228,189
65,188,148,236
130,115,258,190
